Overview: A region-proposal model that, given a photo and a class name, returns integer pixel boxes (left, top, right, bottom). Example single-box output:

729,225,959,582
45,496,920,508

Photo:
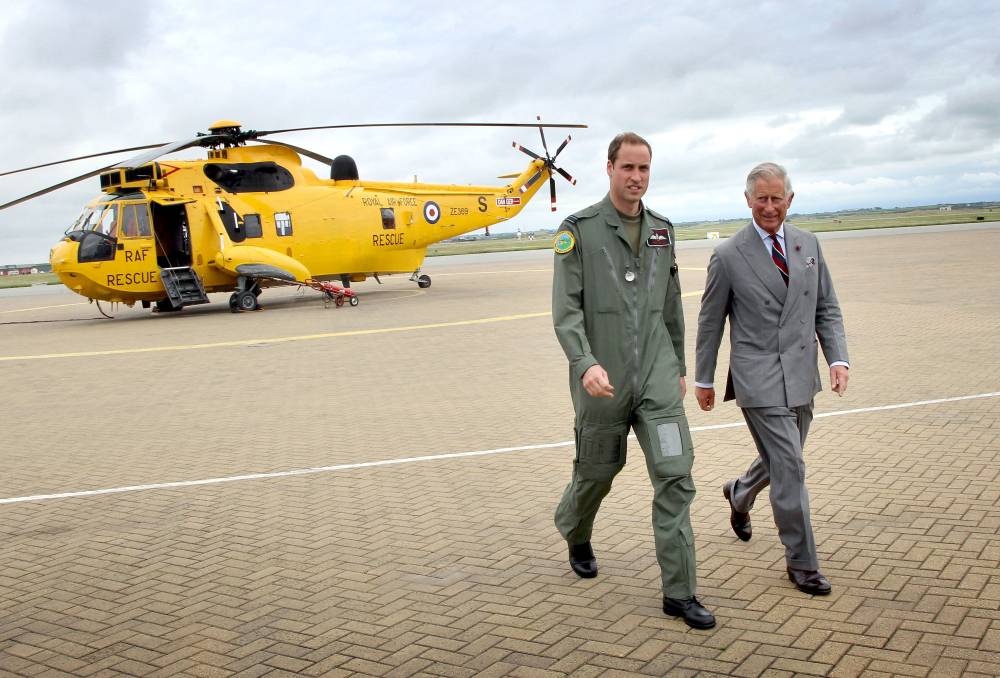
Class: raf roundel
553,230,576,254
423,201,441,224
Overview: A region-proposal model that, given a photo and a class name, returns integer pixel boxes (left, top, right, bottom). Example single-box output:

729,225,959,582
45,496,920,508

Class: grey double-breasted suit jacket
695,222,848,409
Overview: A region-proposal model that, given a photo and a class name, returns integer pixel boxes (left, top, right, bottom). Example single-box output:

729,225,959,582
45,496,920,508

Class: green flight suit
552,193,697,599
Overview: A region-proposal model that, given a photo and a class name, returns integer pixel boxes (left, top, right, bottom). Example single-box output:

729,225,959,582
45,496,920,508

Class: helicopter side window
120,206,136,237
244,214,263,238
203,162,294,193
275,212,293,237
381,208,396,230
119,204,149,237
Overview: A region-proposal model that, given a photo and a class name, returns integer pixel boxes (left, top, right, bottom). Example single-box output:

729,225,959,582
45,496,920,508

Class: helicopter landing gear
410,269,432,289
230,277,262,312
232,291,259,312
155,297,181,313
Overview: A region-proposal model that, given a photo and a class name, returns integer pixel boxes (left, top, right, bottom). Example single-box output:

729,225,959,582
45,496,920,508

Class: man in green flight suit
552,132,714,629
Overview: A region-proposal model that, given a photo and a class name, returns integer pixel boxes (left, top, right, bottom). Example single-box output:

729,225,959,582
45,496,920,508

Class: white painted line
2,390,997,506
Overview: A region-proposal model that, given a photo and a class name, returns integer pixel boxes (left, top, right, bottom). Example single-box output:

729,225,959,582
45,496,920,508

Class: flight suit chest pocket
649,416,694,478
585,247,624,313
575,424,627,481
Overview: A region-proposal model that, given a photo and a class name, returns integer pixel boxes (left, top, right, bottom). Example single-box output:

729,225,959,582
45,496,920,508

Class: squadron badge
553,230,576,254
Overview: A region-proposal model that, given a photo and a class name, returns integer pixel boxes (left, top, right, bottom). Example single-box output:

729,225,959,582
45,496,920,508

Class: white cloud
1,0,999,262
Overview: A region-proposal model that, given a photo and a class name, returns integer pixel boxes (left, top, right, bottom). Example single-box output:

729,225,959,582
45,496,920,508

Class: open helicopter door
149,199,208,310
151,201,193,268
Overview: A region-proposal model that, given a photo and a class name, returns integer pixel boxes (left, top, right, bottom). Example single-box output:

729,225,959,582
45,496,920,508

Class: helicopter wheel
349,296,359,307
235,290,259,312
417,274,432,289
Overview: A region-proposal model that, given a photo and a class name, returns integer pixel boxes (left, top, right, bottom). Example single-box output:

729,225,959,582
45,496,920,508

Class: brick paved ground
1,225,998,677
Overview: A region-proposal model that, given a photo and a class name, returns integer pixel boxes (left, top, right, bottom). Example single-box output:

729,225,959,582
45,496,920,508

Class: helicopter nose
50,239,75,271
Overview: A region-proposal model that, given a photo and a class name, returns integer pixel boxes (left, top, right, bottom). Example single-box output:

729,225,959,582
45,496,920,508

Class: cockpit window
67,202,151,238
68,207,98,233
98,205,118,237
119,204,151,237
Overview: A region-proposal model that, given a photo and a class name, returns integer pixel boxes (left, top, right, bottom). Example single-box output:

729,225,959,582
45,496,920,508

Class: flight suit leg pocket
649,416,694,478
575,423,627,481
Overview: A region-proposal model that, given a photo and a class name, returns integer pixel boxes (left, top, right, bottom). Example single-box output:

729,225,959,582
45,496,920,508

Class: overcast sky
1,0,998,264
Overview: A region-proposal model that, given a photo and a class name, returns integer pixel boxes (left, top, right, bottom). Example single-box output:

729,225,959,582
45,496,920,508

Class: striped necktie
770,234,789,286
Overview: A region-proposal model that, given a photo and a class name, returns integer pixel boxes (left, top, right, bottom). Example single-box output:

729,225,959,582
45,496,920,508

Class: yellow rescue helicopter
0,119,584,313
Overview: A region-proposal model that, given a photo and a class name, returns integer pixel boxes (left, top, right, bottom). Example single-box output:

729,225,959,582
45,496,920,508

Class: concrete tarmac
1,225,998,676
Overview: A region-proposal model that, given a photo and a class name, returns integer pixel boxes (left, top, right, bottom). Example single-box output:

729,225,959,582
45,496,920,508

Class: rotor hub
207,119,243,135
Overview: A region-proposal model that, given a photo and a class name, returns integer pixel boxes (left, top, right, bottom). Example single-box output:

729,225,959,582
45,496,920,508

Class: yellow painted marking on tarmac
0,302,88,314
0,287,706,362
0,311,553,362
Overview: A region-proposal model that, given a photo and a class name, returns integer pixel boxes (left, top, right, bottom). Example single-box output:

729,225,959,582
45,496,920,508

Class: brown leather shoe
787,567,832,595
723,480,751,542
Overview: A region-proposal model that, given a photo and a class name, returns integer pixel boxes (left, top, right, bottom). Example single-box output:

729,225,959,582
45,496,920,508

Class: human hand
679,376,687,400
695,386,715,411
830,365,849,396
581,364,615,398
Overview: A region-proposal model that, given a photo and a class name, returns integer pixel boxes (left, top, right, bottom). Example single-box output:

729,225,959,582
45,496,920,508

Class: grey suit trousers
730,402,819,570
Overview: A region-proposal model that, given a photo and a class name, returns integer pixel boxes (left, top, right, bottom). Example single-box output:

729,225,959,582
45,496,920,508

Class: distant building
939,206,952,212
0,265,46,276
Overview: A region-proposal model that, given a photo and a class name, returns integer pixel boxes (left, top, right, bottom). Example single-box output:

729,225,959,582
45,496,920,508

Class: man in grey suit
694,162,849,595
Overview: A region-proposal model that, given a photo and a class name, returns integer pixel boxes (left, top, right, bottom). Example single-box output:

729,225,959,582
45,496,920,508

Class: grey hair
745,162,793,197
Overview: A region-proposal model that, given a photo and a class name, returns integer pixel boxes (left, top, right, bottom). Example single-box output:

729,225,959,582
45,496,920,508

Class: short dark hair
608,132,652,164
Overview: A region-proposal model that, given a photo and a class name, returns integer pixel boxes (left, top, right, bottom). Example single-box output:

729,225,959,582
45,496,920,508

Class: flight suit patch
657,422,683,457
647,228,671,247
553,230,576,254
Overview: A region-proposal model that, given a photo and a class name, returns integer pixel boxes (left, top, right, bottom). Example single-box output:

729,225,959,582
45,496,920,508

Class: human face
746,176,793,234
607,143,650,215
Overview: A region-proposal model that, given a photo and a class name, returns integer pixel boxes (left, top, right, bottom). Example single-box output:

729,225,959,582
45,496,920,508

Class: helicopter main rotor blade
0,144,167,178
0,165,114,211
254,139,334,166
549,175,557,212
112,135,227,170
255,122,587,137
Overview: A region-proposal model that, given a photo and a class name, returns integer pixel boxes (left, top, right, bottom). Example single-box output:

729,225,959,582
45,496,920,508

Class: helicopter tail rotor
512,116,576,212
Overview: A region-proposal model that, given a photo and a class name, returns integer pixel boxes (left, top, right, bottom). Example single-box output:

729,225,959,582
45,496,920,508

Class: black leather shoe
568,542,598,578
663,596,716,629
723,480,752,542
787,567,832,595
